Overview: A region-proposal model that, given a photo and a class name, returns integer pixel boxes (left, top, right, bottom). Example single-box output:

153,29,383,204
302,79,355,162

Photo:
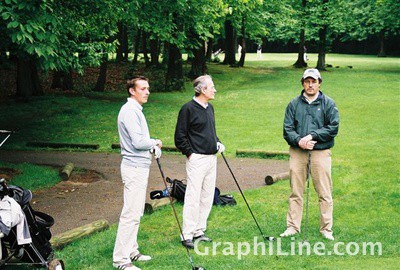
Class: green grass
1,53,399,269
0,162,61,191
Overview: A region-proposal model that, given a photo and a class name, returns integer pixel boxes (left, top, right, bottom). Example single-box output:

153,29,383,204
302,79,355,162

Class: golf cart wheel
48,258,65,270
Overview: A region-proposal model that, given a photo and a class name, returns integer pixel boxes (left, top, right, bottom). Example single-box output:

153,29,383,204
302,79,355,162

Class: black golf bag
150,177,237,206
0,178,64,269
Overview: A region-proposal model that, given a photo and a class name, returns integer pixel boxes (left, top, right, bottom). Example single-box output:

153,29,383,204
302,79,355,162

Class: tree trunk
238,16,247,67
377,30,387,57
293,29,307,68
16,57,43,100
149,38,160,66
165,43,184,91
51,71,63,89
316,25,327,70
316,0,328,70
142,31,150,67
189,38,207,79
293,0,308,68
223,19,236,66
116,22,128,63
206,39,213,62
93,55,108,92
51,71,74,90
132,29,141,64
116,22,124,63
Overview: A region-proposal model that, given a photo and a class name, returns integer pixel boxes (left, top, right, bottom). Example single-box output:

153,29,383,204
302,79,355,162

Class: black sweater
174,99,219,157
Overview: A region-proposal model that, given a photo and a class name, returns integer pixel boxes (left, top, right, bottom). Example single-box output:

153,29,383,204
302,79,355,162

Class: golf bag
150,178,237,206
0,179,64,270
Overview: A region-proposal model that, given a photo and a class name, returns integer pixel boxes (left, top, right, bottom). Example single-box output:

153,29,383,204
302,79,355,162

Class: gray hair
193,75,212,96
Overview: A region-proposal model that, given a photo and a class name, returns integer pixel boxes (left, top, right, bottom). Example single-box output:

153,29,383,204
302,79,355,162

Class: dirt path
0,150,288,235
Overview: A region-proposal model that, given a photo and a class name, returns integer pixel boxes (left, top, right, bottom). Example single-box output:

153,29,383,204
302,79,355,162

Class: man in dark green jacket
280,69,339,241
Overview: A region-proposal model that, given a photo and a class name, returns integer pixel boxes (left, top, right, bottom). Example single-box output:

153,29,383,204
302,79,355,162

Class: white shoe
279,228,298,237
130,252,151,262
322,232,334,241
113,263,141,270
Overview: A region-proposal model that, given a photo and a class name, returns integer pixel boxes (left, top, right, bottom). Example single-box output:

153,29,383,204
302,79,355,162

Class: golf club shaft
155,158,196,269
221,152,269,240
0,134,11,148
303,151,312,242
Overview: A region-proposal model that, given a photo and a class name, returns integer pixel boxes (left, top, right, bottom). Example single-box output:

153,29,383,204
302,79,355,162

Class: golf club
0,130,15,148
221,152,275,241
303,151,312,243
155,157,205,270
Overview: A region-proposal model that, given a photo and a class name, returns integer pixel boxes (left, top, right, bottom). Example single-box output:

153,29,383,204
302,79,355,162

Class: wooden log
265,172,290,185
50,219,109,250
144,197,174,214
236,149,289,159
60,162,74,181
112,143,180,153
27,141,99,149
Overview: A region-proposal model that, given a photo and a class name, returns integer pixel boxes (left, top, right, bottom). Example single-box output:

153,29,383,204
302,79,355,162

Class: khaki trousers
182,154,217,240
286,147,333,234
113,164,150,265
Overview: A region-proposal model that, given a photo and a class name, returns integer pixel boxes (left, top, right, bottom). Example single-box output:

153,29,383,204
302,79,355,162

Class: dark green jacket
283,90,339,150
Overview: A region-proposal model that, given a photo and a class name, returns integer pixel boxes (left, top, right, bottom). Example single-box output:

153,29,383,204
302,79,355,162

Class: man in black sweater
175,75,225,249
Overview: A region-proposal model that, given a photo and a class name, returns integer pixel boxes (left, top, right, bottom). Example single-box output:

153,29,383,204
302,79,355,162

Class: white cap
302,69,322,81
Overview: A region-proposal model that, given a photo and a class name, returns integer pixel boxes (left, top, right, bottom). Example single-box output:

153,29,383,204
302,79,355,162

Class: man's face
130,80,150,105
202,79,216,100
302,77,320,98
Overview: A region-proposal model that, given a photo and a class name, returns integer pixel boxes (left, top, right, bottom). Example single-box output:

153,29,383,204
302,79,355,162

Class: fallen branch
236,149,289,159
27,141,99,150
144,197,174,214
50,219,109,250
60,163,74,181
265,172,290,185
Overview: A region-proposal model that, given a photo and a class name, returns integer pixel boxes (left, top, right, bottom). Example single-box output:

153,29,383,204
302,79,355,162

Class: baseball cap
302,69,322,81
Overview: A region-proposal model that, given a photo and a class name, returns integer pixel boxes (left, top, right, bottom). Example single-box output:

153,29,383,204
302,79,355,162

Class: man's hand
217,142,225,153
151,145,162,159
298,135,316,150
155,139,163,148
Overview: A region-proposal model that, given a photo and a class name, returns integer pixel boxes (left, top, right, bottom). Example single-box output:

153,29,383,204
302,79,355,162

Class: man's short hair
126,76,149,96
193,75,212,97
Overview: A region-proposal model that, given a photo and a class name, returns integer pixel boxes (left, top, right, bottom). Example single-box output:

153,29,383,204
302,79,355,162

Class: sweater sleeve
310,100,339,142
283,101,301,146
122,111,156,150
174,105,193,157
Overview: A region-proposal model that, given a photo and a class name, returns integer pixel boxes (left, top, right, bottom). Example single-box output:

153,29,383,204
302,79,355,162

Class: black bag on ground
167,178,236,206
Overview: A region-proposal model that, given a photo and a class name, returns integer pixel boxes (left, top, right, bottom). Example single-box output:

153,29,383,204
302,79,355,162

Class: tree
342,0,400,57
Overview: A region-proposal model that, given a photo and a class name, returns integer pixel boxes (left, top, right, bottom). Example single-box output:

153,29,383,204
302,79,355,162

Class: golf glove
151,146,162,159
217,142,225,153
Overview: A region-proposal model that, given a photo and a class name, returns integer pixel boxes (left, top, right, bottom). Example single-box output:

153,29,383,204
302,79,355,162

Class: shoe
181,239,195,249
113,263,141,270
193,234,212,242
130,253,151,262
279,228,298,237
321,232,334,241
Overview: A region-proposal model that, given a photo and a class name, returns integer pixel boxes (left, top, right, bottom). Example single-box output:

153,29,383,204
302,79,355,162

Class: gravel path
1,150,288,235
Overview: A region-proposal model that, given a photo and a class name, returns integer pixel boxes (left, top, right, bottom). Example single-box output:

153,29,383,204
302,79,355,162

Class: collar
193,96,208,109
127,97,143,111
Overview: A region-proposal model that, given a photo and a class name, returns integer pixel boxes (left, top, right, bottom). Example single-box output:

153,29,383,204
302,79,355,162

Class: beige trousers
286,147,333,234
113,164,150,266
182,154,217,240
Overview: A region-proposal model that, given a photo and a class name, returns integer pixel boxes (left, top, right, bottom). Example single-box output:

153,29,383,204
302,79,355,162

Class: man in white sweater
113,76,162,270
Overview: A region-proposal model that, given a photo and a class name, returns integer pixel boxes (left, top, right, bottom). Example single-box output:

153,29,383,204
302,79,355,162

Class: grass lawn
0,53,399,269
